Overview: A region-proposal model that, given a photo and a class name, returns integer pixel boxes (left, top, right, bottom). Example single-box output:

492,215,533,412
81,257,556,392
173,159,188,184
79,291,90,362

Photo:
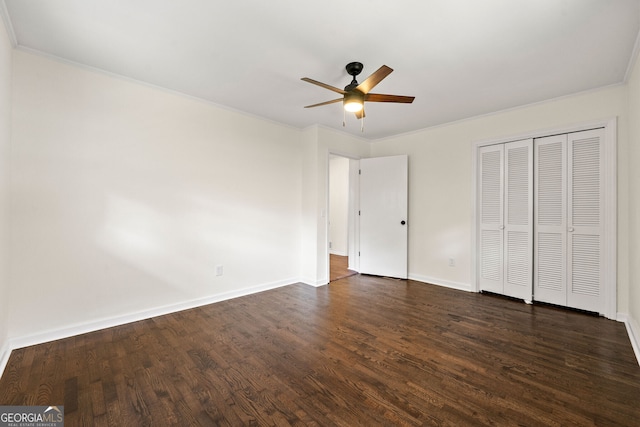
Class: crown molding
0,1,16,47
624,26,640,83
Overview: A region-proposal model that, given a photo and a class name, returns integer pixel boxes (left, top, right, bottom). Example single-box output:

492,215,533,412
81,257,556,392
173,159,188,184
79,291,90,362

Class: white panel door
359,155,408,279
503,139,533,300
478,144,504,293
534,134,568,306
567,129,605,312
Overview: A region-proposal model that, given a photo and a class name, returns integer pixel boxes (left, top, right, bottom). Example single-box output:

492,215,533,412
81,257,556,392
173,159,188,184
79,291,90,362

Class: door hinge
359,169,361,175
358,251,360,256
358,210,361,216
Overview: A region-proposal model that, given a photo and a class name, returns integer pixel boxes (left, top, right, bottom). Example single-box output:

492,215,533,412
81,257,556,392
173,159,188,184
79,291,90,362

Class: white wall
8,51,303,342
299,127,320,285
0,17,12,365
300,125,369,285
627,50,640,348
329,155,349,256
371,86,630,311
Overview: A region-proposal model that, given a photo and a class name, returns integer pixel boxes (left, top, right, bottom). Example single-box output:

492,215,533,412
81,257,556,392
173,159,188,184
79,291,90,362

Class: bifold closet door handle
401,220,406,225
568,227,575,232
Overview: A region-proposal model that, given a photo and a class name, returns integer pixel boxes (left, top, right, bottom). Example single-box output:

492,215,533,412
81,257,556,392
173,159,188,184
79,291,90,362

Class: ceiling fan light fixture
343,91,364,112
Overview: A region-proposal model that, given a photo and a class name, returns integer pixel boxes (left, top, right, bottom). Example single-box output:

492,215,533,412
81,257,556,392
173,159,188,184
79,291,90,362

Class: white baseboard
0,339,10,380
3,276,638,384
408,273,473,292
300,277,328,287
8,278,298,352
618,312,640,366
0,277,323,379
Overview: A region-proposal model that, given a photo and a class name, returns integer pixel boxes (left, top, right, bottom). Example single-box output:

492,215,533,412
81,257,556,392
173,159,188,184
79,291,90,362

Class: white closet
478,139,533,301
474,120,615,318
534,129,605,313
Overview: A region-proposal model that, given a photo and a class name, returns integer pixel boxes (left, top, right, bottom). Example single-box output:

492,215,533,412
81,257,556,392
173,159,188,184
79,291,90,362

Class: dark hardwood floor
329,254,357,282
1,275,639,426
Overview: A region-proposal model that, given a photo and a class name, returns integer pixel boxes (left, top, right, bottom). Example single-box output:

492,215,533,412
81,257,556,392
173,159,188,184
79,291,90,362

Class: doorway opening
329,254,357,282
329,154,358,282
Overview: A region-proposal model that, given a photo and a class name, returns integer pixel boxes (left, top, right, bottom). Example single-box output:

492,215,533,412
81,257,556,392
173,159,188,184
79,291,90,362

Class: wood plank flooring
1,275,640,426
329,254,357,282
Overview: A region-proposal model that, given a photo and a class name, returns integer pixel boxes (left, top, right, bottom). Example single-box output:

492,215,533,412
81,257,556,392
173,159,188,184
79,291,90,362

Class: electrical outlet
448,258,455,267
215,265,223,276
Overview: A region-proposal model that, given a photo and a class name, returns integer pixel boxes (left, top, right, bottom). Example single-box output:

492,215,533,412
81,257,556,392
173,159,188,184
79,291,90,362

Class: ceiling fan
301,62,415,121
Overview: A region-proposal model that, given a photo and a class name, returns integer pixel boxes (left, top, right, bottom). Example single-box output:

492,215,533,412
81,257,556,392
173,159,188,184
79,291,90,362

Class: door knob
568,227,575,232
401,220,406,225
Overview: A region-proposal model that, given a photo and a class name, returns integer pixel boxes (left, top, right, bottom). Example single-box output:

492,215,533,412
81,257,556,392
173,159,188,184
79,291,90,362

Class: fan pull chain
361,115,364,133
343,108,346,127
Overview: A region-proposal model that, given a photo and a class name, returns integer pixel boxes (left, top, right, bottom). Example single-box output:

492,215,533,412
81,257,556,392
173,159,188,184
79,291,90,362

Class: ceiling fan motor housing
345,62,364,89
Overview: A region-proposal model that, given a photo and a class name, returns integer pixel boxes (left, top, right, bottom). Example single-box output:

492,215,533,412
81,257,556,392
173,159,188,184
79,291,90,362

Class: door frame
470,117,617,319
326,151,362,282
328,154,351,257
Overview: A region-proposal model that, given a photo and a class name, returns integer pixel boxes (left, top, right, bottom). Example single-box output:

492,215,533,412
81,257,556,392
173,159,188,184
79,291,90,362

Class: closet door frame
471,118,617,320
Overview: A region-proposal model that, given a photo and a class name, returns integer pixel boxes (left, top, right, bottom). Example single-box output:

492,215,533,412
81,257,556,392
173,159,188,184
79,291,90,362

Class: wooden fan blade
355,108,365,119
355,65,393,94
301,78,346,95
365,93,415,103
304,98,343,108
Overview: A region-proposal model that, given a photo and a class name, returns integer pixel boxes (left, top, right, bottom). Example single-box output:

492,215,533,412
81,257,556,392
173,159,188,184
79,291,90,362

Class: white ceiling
2,0,640,139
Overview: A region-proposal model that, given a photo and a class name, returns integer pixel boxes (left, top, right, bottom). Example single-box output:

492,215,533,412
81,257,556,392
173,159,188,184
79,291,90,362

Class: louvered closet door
478,140,532,298
534,130,605,313
478,144,504,293
503,140,533,300
534,135,568,306
567,129,604,312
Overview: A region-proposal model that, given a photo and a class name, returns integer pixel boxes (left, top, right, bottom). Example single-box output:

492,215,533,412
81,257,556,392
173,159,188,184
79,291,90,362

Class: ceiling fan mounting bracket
345,62,363,88
345,62,364,77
